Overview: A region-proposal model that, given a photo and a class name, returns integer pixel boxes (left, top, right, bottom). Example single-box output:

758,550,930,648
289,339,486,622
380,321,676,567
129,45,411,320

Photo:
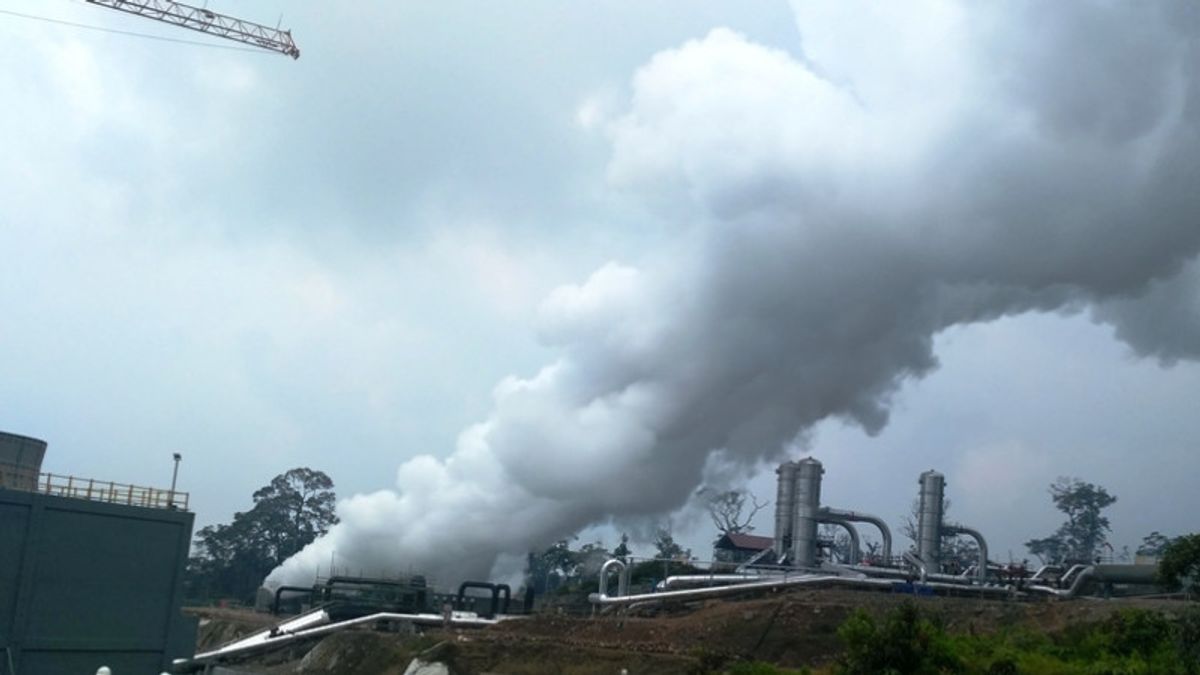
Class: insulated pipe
590,572,1016,607
1029,565,1060,582
186,611,512,667
903,551,928,584
943,523,989,582
1060,564,1089,587
774,461,799,559
598,558,629,599
821,507,893,562
790,458,824,568
323,576,422,602
1028,566,1095,597
916,471,945,571
658,573,771,590
457,581,505,617
495,583,512,614
837,563,979,586
271,585,316,616
591,573,898,606
817,516,861,565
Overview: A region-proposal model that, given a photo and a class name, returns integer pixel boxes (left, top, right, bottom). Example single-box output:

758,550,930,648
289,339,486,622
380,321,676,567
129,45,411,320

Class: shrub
836,602,960,675
1159,534,1200,593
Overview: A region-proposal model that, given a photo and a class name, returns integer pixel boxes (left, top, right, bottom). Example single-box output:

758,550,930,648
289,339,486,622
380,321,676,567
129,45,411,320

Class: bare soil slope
186,589,1188,674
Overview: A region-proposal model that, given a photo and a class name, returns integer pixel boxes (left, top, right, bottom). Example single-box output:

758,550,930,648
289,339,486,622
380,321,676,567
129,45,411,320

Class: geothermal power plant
590,457,1157,607
0,427,1164,674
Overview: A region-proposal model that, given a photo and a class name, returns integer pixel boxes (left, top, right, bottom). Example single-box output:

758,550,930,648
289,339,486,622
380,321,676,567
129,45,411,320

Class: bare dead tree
703,488,768,536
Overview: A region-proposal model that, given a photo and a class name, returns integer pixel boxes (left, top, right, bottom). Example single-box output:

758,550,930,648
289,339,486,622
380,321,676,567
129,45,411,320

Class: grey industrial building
1,431,196,674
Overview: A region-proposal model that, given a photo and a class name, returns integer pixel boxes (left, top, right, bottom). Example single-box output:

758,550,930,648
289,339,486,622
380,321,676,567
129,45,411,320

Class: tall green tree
613,532,631,561
1025,477,1117,565
250,467,340,563
654,528,691,560
1158,533,1200,593
186,467,338,603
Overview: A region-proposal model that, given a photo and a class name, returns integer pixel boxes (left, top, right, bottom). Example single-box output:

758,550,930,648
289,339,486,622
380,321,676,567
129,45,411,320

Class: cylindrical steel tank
773,461,799,559
0,431,47,491
790,458,824,568
916,470,945,570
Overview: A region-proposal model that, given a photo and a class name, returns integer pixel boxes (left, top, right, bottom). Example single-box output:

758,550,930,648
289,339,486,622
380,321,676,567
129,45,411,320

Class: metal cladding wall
0,487,196,675
0,433,47,492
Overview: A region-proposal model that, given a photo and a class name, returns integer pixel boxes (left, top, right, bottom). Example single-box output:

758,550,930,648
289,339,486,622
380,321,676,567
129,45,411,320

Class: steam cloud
268,1,1200,586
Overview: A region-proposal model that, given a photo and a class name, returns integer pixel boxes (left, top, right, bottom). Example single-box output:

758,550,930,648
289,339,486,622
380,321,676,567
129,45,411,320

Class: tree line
185,467,338,603
185,468,1200,604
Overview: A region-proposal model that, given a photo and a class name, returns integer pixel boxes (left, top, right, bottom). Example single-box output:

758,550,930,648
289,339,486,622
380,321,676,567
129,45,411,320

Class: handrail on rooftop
0,461,188,511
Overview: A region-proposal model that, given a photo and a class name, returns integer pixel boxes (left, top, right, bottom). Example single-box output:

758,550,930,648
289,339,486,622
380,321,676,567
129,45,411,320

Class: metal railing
0,462,188,510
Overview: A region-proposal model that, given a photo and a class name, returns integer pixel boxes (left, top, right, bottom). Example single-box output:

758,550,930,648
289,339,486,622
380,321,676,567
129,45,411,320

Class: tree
186,467,338,603
701,488,768,537
1158,533,1200,593
613,532,631,562
654,528,691,561
525,537,616,595
1025,477,1117,565
527,538,576,593
250,468,340,564
1138,531,1174,558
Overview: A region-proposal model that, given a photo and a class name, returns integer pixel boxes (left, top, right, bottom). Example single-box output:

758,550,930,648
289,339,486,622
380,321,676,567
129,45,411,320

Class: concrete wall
0,486,196,674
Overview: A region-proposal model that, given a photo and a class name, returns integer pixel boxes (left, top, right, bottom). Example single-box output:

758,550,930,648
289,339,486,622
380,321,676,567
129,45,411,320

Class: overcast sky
2,1,1198,581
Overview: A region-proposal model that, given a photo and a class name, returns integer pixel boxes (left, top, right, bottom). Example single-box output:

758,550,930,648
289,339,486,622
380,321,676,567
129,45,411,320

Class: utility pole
85,0,300,59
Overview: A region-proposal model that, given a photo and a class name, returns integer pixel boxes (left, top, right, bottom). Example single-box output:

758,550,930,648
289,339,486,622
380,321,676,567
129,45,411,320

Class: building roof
715,532,773,551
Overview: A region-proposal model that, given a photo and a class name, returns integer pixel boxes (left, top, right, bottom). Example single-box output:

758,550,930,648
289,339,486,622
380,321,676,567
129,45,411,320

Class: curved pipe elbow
943,523,989,582
598,558,630,599
815,516,861,565
821,507,893,561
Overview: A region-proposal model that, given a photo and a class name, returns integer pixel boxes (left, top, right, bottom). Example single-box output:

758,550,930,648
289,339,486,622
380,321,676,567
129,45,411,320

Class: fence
0,461,188,510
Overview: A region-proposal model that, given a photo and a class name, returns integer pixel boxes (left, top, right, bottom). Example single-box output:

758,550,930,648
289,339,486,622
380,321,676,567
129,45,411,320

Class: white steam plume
269,1,1200,587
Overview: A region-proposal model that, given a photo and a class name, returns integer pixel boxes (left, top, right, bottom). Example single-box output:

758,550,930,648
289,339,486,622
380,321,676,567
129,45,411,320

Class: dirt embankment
185,589,1190,674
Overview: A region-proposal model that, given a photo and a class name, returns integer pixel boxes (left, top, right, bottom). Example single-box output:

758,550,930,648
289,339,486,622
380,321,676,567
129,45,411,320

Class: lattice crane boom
85,0,299,59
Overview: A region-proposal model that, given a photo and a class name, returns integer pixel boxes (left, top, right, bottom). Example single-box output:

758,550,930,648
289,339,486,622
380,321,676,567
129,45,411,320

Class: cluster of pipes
591,458,1157,607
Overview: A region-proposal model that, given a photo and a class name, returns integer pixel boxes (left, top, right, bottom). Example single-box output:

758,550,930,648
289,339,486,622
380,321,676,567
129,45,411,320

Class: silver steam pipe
820,507,893,562
1027,566,1095,597
1060,564,1089,587
837,563,978,585
1029,564,1059,582
903,551,928,584
185,610,511,666
598,558,630,598
943,523,989,582
658,572,773,590
592,573,898,606
817,516,861,565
